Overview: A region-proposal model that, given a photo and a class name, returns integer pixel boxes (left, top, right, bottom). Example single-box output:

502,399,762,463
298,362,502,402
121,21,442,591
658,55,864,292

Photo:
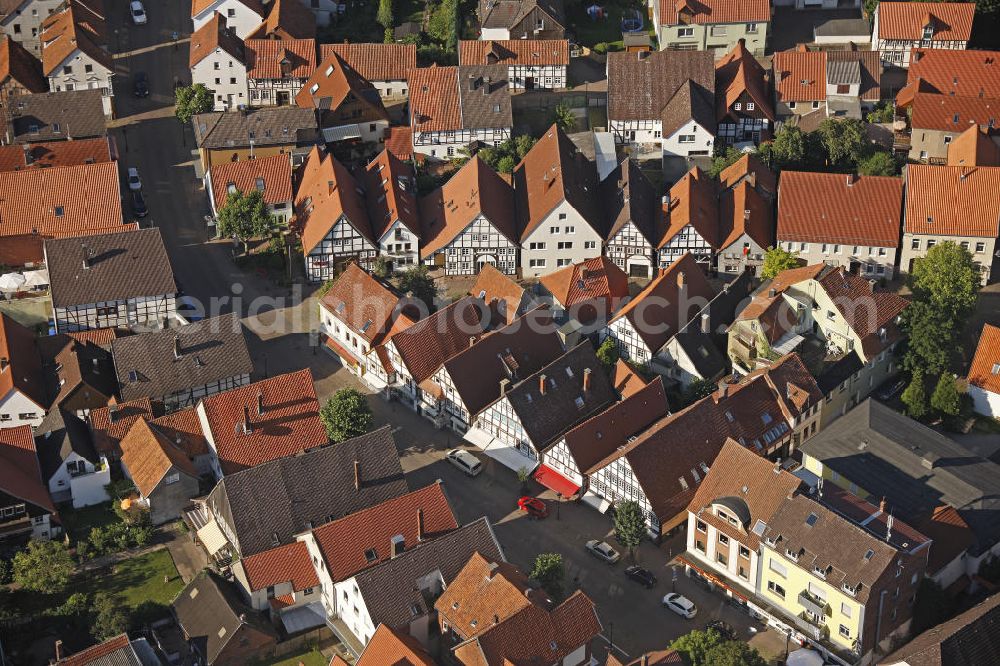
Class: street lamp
556,492,562,520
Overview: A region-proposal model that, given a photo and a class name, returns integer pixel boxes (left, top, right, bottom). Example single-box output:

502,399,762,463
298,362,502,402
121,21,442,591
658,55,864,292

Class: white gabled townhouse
245,37,316,107
0,0,65,57
296,52,391,145
189,13,248,111
0,425,58,541
362,150,422,272
968,324,1000,419
320,43,417,103
40,0,113,116
0,314,46,429
191,0,265,39
458,39,568,90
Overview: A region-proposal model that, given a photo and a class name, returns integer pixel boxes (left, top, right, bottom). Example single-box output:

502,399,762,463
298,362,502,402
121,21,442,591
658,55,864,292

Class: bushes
77,513,153,560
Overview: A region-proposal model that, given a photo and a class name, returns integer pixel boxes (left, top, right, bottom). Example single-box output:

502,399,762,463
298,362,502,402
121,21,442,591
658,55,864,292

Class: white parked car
127,167,142,191
585,539,620,564
662,593,698,619
445,449,482,477
130,1,147,25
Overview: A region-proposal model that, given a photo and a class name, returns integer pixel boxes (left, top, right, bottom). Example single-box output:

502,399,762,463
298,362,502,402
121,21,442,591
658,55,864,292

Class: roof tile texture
209,153,293,210
458,39,569,66
120,418,198,496
969,324,1000,395
905,165,1000,238
321,43,417,82
241,541,319,591
876,1,974,41
660,0,770,24
246,38,316,79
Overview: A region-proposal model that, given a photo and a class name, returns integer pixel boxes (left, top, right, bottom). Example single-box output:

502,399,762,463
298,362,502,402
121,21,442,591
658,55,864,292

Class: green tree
763,125,807,170
682,378,717,406
395,265,438,310
866,101,895,124
371,256,391,279
901,371,929,420
702,641,768,666
320,388,373,442
13,540,74,593
903,302,954,377
377,0,393,30
427,0,458,50
91,592,128,641
858,151,899,177
0,558,10,585
931,372,962,417
174,83,215,124
817,118,869,168
384,27,394,43
596,338,620,367
475,135,536,174
530,553,564,600
670,629,725,666
216,189,273,253
761,246,800,279
59,592,90,618
613,500,646,560
708,147,743,178
551,103,575,132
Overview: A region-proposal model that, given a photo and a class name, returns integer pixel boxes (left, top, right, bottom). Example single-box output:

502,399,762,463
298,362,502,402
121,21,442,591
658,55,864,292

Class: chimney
701,313,710,334
539,374,547,395
109,403,119,423
354,460,361,491
81,245,90,270
768,288,777,298
417,508,424,542
717,382,728,400
483,76,491,95
468,74,478,91
173,335,182,360
677,271,686,289
390,534,405,558
242,405,253,434
499,377,510,395
55,640,63,662
879,497,887,513
583,367,592,393
256,390,264,416
22,143,32,165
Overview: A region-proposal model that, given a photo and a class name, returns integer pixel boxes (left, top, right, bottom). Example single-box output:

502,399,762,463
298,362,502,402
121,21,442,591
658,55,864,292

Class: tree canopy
13,540,74,593
596,338,620,367
670,629,725,666
394,265,438,311
901,371,929,420
320,388,374,442
762,246,800,279
931,372,962,417
175,84,215,124
708,147,744,178
472,135,537,174
216,189,273,250
551,103,575,132
530,553,565,600
613,500,647,559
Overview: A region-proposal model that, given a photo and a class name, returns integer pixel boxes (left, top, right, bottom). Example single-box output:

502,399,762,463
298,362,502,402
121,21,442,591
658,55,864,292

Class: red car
518,496,548,519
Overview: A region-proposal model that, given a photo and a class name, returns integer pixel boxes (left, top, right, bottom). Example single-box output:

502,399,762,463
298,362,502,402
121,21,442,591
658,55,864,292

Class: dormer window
922,24,933,40
785,548,799,562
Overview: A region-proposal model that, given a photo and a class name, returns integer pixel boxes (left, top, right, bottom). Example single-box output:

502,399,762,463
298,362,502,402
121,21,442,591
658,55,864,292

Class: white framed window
678,135,696,143
734,102,742,111
747,102,755,110
565,226,575,234
678,27,693,37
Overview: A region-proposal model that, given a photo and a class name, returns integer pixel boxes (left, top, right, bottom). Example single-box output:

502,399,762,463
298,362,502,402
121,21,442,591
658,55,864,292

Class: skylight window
574,396,585,409
364,548,378,562
805,513,818,527
864,549,875,561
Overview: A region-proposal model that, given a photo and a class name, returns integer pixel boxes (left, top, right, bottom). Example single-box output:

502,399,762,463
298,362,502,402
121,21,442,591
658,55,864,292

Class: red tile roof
150,407,210,459
65,326,124,348
0,313,46,409
56,634,133,666
363,149,421,240
469,263,525,324
89,398,158,456
611,359,649,398
245,38,316,80
192,0,265,18
408,65,461,133
659,167,720,248
773,48,881,104
296,146,374,253
189,12,245,68
295,52,387,118
200,369,328,475
319,262,407,345
311,482,457,581
241,541,319,591
0,35,46,94
390,297,487,383
209,154,293,210
715,40,773,122
901,49,1000,100
917,505,975,575
778,171,903,246
120,418,199,497
354,624,436,666
458,39,569,66
909,92,999,133
539,256,630,316
817,267,909,359
718,152,776,198
40,0,111,76
905,165,1000,238
0,424,54,514
246,0,316,40
0,138,112,172
660,0,770,25
876,1,974,41
383,125,415,162
947,126,1000,167
321,43,417,82
969,324,1000,395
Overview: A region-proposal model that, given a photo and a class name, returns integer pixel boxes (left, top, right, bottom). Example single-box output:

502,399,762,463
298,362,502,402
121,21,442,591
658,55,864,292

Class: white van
446,449,482,477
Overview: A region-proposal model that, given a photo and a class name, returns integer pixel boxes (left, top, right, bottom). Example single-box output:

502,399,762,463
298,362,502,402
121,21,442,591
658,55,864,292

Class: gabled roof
296,146,375,253
89,398,159,457
505,342,617,449
318,262,407,345
947,126,1000,167
458,39,569,66
468,264,526,324
0,35,46,93
390,297,487,384
189,12,244,68
719,179,773,251
772,48,880,103
55,633,154,666
443,306,565,416
192,107,319,149
199,368,327,476
660,0,770,24
659,167,720,249
880,592,1000,666
149,407,210,460
245,38,316,80
240,541,319,592
209,153,293,211
538,256,630,316
40,0,111,76
246,0,316,40
607,50,714,124
420,156,518,258
191,0,266,19
602,159,661,247
777,171,903,247
408,65,461,133
363,149,421,241
457,64,513,130
514,124,602,240
610,253,716,351
206,425,406,557
45,228,177,308
733,263,826,333
0,312,46,409
353,624,436,666
876,1,974,41
4,90,107,143
909,91,999,133
477,0,566,31
715,40,773,122
311,482,458,582
718,152,776,198
688,439,803,549
120,418,198,497
0,137,112,172
45,334,117,409
817,267,908,359
901,49,1000,100
113,313,253,404
295,52,387,119
35,407,100,481
321,43,417,82
611,359,649,398
905,165,1000,239
969,324,1000,395
559,377,669,475
0,424,54,514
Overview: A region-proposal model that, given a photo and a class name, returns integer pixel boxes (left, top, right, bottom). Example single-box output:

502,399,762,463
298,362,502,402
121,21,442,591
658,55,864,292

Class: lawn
82,548,184,608
60,501,118,543
264,648,329,666
566,0,647,50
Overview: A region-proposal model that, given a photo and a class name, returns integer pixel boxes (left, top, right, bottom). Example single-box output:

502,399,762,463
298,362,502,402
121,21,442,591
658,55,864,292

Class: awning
22,269,48,288
196,520,229,556
323,124,361,142
677,554,748,601
771,333,805,357
324,336,360,369
533,464,580,497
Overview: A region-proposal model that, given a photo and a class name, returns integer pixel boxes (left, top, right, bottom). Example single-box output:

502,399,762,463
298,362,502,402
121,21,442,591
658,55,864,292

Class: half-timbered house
320,43,417,103
715,40,774,146
658,167,719,268
458,39,568,90
477,0,567,40
295,53,389,144
601,158,662,278
363,150,422,272
245,38,316,107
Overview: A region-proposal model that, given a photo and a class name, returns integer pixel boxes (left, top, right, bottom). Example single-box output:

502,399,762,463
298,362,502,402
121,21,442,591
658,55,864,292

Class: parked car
706,620,736,641
624,565,657,588
130,1,147,24
133,71,149,98
877,378,907,401
130,189,147,217
585,540,620,564
127,167,142,191
445,449,482,477
517,496,548,519
662,593,697,619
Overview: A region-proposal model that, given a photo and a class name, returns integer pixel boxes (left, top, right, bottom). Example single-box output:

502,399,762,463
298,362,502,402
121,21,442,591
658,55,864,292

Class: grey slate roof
813,18,871,38
112,313,253,403
880,591,1000,666
35,408,99,482
172,571,276,665
3,90,107,144
457,64,513,130
45,229,177,308
606,50,714,125
192,107,319,149
352,517,505,631
478,0,565,30
827,58,861,85
206,425,407,557
800,399,1000,556
506,342,617,449
815,350,863,395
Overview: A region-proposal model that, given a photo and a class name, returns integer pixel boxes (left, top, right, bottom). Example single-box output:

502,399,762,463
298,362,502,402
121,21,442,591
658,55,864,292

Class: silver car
662,593,698,619
585,539,620,563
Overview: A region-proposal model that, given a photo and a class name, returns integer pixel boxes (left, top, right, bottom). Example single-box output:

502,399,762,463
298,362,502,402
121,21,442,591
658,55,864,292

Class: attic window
255,178,265,192
752,519,767,536
325,65,334,76
227,182,237,194
494,104,501,113
189,588,199,599
953,114,960,123
478,290,486,299
761,412,773,425
574,396,585,409
364,548,378,562
128,370,139,383
992,363,1000,375
565,367,574,377
310,83,320,94
218,627,227,638
864,549,875,561
805,513,818,527
54,206,65,217
724,410,734,422
678,477,689,490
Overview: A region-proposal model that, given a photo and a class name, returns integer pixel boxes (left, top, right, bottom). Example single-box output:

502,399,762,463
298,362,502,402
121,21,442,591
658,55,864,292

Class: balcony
797,590,830,619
